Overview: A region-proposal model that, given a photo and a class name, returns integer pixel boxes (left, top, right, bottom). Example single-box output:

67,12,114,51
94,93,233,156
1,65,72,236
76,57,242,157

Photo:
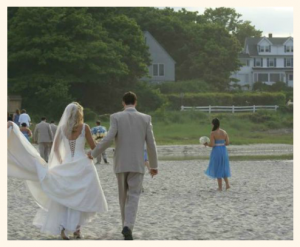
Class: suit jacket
91,107,158,174
34,121,53,143
50,124,57,138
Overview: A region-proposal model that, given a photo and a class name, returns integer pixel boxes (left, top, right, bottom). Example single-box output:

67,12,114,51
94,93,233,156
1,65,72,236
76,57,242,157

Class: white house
232,34,293,89
140,31,176,83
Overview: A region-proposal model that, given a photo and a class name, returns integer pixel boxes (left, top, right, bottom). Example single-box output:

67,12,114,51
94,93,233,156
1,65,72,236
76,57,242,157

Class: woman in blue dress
204,118,231,191
20,122,32,141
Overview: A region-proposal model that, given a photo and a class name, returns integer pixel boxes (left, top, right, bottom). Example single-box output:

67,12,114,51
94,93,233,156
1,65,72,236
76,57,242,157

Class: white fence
180,105,279,113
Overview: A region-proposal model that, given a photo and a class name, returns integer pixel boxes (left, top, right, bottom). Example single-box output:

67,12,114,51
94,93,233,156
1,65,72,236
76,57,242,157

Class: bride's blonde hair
65,102,84,138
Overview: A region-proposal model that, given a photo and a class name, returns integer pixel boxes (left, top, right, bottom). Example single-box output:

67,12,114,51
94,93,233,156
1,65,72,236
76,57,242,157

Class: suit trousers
96,151,107,163
38,142,51,162
116,172,144,231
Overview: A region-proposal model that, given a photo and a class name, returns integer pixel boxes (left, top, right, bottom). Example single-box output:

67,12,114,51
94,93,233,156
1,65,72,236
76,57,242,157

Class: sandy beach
8,144,293,240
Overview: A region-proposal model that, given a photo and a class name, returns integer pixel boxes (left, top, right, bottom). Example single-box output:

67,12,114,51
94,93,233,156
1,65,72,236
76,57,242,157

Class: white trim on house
231,35,293,89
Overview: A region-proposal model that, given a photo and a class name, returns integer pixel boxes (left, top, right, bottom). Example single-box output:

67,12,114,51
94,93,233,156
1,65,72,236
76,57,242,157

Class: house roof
238,53,250,58
143,31,176,64
244,37,291,56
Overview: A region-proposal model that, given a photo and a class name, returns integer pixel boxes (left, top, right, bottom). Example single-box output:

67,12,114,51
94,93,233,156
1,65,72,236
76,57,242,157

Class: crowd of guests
8,109,58,162
8,108,110,165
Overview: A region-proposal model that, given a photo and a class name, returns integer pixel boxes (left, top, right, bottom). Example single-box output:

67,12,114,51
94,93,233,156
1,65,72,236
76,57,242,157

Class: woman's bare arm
206,132,215,147
225,132,230,146
85,124,96,150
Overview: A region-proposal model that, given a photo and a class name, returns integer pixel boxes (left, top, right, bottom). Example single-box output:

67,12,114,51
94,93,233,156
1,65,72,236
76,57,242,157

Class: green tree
112,7,241,89
8,7,150,118
234,21,262,46
202,7,262,46
202,7,243,33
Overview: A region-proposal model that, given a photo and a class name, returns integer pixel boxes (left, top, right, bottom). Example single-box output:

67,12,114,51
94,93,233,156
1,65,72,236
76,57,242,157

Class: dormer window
259,45,271,52
285,46,293,52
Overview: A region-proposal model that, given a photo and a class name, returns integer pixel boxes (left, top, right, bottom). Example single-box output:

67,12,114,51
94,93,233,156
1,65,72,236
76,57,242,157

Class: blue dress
205,140,231,179
21,130,30,142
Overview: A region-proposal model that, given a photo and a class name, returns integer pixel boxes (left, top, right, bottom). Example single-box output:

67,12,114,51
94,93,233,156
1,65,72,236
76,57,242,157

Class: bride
7,102,108,240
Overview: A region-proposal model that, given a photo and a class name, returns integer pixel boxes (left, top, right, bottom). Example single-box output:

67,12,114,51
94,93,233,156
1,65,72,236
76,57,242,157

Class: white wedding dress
8,122,108,235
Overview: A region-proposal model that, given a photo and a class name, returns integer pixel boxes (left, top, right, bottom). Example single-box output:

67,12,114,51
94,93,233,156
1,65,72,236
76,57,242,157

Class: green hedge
167,92,286,110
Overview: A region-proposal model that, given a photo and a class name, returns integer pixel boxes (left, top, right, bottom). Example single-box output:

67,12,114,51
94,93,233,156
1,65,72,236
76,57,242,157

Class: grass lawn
86,110,293,146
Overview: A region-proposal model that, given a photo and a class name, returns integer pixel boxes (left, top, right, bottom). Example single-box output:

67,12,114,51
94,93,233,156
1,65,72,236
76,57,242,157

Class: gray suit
91,107,158,230
50,123,57,138
34,121,53,162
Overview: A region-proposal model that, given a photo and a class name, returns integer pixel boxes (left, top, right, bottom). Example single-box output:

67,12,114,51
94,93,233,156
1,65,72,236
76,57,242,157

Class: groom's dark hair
123,91,137,105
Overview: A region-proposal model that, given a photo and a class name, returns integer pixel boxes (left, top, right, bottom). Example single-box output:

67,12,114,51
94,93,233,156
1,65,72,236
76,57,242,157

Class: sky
163,7,293,37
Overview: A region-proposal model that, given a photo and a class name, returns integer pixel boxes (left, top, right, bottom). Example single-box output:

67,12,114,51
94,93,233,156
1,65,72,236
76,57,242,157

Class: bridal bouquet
92,132,106,143
199,136,210,145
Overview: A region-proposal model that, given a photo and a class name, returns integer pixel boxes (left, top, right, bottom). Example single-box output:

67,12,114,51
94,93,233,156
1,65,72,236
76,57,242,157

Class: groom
88,91,158,240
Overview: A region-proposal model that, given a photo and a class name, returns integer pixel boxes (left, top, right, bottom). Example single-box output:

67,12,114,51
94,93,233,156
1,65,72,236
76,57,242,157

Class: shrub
134,81,167,113
154,79,214,94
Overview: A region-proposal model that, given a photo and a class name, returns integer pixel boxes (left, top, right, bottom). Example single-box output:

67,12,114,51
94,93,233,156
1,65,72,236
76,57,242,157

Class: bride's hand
87,151,93,160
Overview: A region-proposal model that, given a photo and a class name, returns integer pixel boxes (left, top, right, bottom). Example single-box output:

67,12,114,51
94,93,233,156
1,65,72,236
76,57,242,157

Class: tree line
8,7,262,118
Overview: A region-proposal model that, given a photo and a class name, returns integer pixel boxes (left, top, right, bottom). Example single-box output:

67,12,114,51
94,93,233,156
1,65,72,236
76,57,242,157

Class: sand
7,144,293,240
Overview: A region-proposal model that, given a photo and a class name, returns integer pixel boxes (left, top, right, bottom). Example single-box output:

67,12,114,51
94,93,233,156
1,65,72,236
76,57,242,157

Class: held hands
87,151,93,160
204,142,208,147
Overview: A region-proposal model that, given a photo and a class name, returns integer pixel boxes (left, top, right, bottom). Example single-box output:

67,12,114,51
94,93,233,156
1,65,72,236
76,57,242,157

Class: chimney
269,33,273,38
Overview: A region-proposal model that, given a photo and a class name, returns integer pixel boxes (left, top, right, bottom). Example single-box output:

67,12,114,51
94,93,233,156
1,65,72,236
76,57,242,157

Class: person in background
91,120,109,164
20,122,32,142
204,118,231,191
141,143,151,193
13,109,20,125
33,117,53,162
50,120,58,138
7,112,13,121
18,109,31,127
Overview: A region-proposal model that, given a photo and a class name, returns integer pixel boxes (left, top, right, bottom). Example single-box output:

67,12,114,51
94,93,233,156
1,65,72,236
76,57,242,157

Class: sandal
73,229,81,239
73,226,81,239
61,228,70,240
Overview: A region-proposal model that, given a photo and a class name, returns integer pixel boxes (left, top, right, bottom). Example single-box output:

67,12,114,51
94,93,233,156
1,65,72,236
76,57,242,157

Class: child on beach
204,118,231,191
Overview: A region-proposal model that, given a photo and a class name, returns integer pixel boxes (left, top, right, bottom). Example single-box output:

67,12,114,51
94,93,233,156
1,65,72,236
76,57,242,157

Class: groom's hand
150,169,158,177
87,151,93,160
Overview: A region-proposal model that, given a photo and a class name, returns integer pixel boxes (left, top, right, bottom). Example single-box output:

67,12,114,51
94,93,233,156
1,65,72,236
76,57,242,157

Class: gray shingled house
140,31,176,83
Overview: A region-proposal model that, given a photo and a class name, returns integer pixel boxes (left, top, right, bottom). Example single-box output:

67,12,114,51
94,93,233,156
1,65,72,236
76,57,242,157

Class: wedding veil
47,103,82,169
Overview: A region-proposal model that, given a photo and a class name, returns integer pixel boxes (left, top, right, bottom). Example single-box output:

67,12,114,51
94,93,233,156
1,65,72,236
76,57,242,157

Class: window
153,64,158,76
270,74,280,82
254,58,262,67
247,60,250,66
286,58,293,67
153,64,164,77
268,58,276,67
258,73,268,82
159,64,164,76
285,46,293,52
285,45,294,52
289,74,293,80
259,45,271,52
